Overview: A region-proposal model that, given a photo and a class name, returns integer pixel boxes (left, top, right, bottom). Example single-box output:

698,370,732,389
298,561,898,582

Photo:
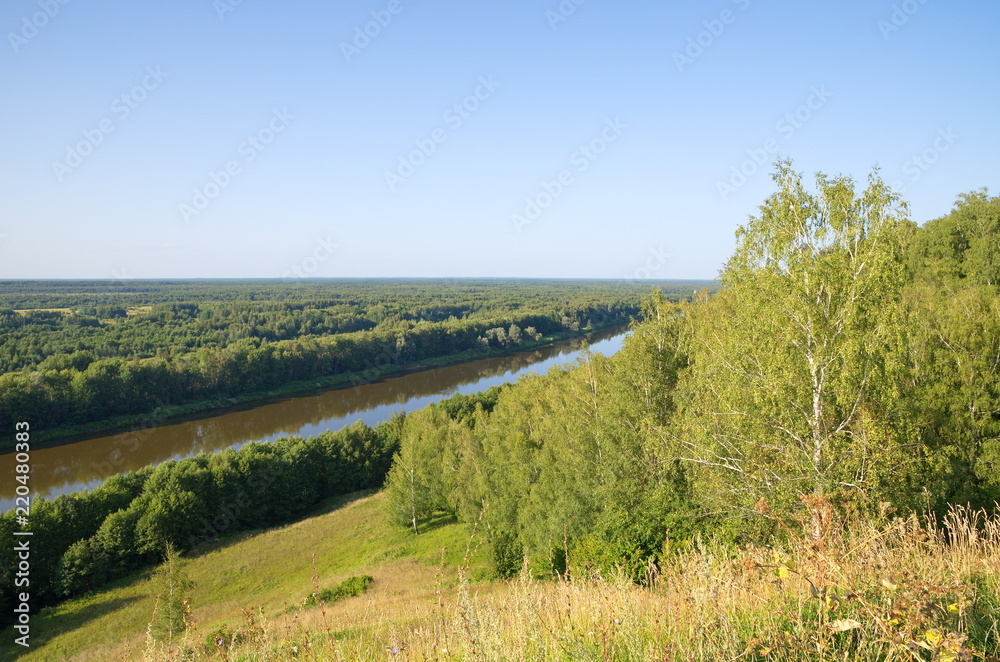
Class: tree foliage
673,163,917,517
148,544,194,645
377,167,1000,582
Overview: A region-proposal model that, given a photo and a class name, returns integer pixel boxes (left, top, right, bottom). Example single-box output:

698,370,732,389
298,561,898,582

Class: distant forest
0,279,709,443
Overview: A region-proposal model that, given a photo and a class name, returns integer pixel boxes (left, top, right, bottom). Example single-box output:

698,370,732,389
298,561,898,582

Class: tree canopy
377,166,1000,580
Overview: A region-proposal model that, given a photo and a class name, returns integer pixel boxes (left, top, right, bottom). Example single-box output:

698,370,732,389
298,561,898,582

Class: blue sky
1,0,997,279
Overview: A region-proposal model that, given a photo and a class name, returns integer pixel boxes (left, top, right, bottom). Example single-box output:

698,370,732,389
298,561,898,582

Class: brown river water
0,328,626,511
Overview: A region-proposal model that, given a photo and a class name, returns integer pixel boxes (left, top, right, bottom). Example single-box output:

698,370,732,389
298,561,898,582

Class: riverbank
16,323,629,452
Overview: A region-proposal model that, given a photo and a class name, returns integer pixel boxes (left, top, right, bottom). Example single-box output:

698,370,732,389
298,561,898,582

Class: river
0,328,626,511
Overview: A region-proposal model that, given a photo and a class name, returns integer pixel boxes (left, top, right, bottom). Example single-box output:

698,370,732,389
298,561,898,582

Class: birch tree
673,162,915,519
149,544,193,645
385,408,448,533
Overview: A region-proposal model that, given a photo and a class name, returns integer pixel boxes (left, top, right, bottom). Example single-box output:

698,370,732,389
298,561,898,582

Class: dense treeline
383,166,1000,581
0,417,387,625
0,279,674,373
0,280,696,443
0,279,709,312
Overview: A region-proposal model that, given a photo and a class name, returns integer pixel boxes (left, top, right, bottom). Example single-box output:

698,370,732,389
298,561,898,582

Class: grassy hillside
7,490,488,662
14,490,1000,661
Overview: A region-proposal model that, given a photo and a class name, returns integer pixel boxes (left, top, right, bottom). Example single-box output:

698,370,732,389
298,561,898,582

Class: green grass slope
7,490,484,662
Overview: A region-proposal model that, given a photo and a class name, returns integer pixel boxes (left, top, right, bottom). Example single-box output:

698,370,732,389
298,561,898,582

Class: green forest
381,165,1000,579
0,279,688,446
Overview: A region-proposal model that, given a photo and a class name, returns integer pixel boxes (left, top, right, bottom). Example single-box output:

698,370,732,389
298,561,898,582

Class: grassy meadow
6,491,489,662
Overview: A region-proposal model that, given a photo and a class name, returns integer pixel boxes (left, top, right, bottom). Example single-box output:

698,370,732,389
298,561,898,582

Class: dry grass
133,502,1000,662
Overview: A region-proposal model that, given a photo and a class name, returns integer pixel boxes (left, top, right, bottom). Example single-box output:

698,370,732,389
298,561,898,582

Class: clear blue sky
1,0,997,279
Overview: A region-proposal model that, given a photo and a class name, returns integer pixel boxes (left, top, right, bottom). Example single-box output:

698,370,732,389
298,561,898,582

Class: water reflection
1,329,625,509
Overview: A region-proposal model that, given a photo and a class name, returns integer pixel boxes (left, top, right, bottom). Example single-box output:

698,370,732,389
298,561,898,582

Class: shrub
303,574,373,607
